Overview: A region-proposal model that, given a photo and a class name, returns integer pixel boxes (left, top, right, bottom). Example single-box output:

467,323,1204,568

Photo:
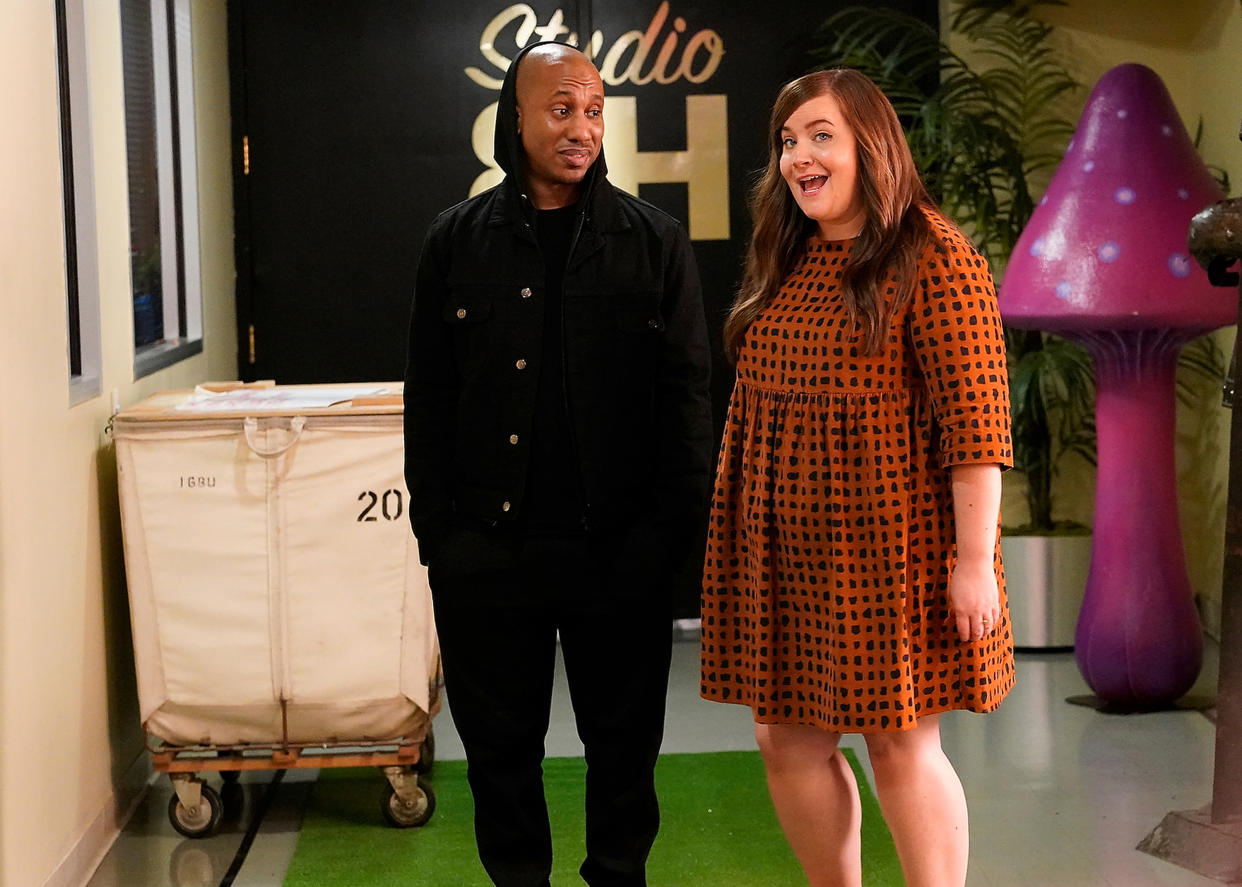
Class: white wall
0,1,234,885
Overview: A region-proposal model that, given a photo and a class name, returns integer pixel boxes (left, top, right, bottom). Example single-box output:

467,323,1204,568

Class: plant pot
1001,532,1092,650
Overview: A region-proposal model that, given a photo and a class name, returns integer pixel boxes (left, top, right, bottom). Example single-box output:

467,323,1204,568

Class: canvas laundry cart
112,382,440,838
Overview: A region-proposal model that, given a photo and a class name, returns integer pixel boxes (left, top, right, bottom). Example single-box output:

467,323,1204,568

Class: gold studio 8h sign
464,2,731,241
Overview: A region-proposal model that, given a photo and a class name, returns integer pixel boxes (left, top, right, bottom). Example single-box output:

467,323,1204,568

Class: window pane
121,0,164,348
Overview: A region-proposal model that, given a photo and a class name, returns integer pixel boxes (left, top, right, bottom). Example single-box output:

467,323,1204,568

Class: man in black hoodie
404,42,713,887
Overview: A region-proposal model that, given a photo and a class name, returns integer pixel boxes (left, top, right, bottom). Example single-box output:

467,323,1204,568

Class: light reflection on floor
88,638,1224,887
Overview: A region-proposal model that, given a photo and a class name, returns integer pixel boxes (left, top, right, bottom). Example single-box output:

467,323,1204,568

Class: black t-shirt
523,205,585,530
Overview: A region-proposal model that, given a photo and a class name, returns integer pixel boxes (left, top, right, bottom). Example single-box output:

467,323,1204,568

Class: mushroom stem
1071,328,1204,705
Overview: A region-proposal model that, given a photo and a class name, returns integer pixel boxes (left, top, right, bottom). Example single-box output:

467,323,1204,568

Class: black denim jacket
403,172,713,571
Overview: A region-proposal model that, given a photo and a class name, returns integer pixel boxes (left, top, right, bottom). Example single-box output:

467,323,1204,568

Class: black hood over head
493,40,607,203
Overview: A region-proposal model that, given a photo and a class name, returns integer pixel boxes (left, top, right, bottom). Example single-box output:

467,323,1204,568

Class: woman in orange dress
700,68,1015,887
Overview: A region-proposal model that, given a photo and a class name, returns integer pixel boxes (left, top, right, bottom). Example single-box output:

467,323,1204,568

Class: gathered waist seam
734,378,917,399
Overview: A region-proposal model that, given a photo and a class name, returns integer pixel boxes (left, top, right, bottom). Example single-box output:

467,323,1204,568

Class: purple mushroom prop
999,64,1234,706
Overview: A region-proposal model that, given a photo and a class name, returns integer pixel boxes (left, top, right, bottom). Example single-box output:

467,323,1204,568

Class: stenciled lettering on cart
179,475,216,489
357,489,405,523
465,2,724,90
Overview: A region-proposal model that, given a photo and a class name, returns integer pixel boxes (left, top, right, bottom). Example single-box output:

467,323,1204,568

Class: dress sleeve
907,223,1014,470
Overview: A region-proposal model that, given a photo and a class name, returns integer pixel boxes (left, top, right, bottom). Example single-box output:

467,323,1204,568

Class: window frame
57,0,103,405
122,0,204,379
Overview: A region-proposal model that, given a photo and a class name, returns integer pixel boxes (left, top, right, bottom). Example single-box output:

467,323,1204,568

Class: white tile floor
87,636,1226,887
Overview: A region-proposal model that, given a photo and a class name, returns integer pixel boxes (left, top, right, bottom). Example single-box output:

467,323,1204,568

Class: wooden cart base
151,732,436,837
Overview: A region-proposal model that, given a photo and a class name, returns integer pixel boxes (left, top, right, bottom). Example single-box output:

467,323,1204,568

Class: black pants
429,523,674,887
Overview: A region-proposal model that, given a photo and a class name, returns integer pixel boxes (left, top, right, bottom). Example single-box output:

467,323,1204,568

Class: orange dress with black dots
700,209,1015,733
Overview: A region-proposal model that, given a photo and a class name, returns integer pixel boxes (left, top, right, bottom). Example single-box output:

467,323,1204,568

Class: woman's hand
948,463,1004,643
947,556,1001,642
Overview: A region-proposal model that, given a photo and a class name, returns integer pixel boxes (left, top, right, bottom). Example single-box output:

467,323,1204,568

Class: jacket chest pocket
442,294,495,377
614,295,666,362
578,294,665,394
617,302,666,332
566,291,664,348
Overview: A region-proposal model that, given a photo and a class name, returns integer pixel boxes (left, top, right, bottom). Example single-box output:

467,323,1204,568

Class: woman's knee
862,732,899,767
863,717,942,769
755,722,840,770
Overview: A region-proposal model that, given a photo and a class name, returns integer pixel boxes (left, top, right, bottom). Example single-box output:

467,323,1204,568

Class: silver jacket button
515,358,527,370
520,287,532,299
502,500,511,512
455,307,468,319
509,434,520,445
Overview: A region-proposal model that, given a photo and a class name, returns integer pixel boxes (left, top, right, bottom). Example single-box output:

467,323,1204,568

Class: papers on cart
175,385,391,412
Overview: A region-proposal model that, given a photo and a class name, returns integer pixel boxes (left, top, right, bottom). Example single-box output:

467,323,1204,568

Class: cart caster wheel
381,775,435,828
414,729,435,774
169,783,223,839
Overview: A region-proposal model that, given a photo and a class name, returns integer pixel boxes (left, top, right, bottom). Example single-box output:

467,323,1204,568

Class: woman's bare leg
864,715,968,887
755,723,863,887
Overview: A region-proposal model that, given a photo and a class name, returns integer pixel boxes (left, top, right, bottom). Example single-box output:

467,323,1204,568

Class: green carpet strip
283,749,900,886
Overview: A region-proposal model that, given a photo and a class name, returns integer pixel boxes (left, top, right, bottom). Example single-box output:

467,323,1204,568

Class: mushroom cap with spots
999,63,1234,335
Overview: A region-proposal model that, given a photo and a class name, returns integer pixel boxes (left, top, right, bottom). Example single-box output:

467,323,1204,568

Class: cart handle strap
243,416,306,458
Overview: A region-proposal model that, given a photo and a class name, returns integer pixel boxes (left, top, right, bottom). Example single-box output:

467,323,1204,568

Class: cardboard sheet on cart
114,388,438,747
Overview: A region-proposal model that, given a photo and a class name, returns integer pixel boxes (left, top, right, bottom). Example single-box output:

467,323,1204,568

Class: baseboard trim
41,751,153,887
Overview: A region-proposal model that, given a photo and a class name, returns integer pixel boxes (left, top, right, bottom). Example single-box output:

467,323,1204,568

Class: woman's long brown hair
723,68,937,362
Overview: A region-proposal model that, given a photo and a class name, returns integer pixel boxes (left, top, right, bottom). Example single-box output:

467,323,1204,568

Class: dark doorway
230,0,485,382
